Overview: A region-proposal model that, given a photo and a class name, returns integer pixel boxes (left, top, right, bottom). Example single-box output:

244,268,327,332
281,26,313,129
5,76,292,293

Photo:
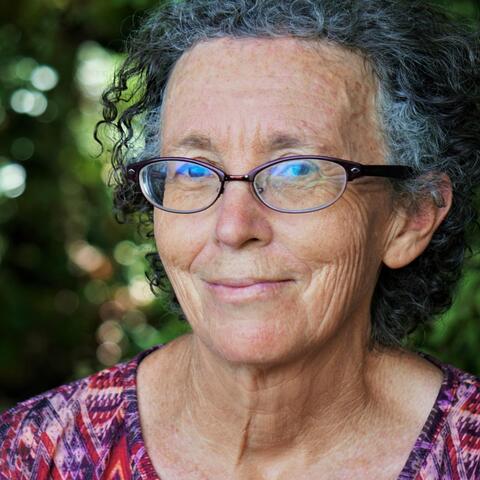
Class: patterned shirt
1,345,479,479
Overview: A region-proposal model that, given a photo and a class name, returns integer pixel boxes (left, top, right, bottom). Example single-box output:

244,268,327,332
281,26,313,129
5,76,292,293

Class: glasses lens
253,158,347,212
139,160,221,212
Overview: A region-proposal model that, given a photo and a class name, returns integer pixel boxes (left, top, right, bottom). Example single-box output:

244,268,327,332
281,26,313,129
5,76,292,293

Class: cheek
281,196,386,316
154,209,212,323
279,198,373,266
154,209,207,272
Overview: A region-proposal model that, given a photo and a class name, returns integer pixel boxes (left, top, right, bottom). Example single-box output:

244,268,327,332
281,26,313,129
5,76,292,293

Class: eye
174,162,215,179
271,160,318,178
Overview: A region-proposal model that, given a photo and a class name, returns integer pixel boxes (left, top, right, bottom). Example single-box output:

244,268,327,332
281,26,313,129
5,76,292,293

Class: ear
383,175,452,269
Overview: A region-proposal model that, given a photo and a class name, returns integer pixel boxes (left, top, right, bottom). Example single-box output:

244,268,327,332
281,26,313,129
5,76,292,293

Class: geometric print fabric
1,345,479,479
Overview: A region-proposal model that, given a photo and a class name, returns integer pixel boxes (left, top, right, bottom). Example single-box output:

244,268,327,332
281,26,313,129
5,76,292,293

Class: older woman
1,0,480,479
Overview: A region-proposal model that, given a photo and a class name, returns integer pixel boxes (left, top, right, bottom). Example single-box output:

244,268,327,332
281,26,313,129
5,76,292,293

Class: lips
203,277,293,303
207,278,290,287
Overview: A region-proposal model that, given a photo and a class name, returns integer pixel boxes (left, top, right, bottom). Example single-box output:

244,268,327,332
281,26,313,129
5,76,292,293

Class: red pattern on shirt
1,346,479,479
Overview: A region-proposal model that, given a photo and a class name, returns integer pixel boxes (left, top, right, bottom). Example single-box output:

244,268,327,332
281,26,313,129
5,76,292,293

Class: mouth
203,278,294,303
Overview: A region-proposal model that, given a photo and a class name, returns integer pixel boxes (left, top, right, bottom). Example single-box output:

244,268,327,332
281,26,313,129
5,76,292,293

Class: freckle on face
155,37,392,364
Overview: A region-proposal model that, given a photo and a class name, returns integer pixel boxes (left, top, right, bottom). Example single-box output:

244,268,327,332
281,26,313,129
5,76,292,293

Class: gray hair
97,0,480,348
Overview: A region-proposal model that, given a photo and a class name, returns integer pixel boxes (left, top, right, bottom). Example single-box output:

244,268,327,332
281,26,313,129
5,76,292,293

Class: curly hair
96,0,480,348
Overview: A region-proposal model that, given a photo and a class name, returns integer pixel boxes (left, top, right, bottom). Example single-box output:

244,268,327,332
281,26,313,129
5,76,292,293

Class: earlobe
383,175,452,269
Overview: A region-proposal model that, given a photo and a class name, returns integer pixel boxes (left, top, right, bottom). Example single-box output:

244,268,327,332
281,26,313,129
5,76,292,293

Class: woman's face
154,37,396,364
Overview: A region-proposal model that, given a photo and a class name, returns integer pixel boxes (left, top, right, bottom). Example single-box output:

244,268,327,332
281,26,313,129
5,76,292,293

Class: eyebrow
172,134,217,152
172,132,306,154
266,133,304,151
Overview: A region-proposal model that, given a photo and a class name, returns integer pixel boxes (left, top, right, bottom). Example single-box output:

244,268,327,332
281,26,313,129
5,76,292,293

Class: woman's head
152,37,419,363
98,0,480,351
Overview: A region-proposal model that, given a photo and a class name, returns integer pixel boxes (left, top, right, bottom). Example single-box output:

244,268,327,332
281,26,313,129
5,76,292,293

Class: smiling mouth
203,278,294,302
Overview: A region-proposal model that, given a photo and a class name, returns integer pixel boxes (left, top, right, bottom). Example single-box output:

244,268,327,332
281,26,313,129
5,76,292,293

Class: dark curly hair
96,0,480,348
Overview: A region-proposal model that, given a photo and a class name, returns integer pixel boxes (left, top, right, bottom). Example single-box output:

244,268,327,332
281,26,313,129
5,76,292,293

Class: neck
172,328,390,466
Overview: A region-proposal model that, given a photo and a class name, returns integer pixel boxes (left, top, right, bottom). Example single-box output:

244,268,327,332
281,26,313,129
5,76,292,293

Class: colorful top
1,345,479,479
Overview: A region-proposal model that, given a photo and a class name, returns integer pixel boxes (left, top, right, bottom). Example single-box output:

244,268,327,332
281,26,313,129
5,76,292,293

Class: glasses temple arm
353,165,416,180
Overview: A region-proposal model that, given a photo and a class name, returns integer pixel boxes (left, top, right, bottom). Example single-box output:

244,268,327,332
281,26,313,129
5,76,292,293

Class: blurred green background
0,0,479,411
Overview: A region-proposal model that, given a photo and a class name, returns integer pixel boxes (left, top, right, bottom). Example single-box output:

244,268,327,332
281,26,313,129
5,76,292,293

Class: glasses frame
126,155,416,214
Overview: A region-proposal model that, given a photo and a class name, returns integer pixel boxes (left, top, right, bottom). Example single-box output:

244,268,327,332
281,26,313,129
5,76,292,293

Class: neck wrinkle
179,331,380,465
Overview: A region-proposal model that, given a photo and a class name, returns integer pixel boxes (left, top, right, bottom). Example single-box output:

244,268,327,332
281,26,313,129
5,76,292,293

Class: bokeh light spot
113,240,137,266
97,320,124,344
14,57,37,81
99,300,125,321
67,240,112,278
129,277,155,306
130,323,161,350
10,89,35,113
76,42,116,100
0,163,27,198
31,65,59,91
10,89,48,117
84,279,109,304
96,341,122,366
122,309,147,328
28,92,48,117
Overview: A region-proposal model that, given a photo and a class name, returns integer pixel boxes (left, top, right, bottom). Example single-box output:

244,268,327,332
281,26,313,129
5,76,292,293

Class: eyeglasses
126,155,415,214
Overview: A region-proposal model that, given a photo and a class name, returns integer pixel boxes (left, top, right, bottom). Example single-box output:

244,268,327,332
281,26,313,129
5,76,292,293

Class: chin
198,319,302,366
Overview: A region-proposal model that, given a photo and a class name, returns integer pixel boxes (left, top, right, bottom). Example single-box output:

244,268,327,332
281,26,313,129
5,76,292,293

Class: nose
214,180,273,249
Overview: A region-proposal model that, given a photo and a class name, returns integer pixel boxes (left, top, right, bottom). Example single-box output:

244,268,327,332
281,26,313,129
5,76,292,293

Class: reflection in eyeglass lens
255,159,346,211
163,161,220,211
143,158,347,212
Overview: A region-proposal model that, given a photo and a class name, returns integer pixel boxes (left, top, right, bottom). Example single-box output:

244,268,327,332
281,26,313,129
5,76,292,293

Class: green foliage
0,0,479,412
0,0,181,412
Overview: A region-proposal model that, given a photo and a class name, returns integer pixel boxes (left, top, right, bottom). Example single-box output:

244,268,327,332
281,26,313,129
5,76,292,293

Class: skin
136,37,452,479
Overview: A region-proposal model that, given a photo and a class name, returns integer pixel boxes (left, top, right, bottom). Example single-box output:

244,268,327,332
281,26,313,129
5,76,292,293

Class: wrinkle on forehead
161,37,386,164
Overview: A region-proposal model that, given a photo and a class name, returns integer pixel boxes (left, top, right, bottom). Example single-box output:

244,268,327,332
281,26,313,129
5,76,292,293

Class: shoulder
443,364,480,446
419,356,480,478
431,359,480,427
0,350,147,479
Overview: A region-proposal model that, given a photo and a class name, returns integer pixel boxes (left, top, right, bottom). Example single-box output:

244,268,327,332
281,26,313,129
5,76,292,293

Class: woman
1,0,480,478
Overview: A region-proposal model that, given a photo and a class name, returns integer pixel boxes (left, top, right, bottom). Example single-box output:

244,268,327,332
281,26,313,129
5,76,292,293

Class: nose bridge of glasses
215,173,253,198
224,174,252,182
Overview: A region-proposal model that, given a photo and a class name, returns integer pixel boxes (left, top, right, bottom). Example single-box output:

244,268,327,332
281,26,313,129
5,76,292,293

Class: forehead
161,37,381,158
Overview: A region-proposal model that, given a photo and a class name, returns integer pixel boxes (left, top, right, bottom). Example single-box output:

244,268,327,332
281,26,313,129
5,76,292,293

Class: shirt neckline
124,345,459,480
